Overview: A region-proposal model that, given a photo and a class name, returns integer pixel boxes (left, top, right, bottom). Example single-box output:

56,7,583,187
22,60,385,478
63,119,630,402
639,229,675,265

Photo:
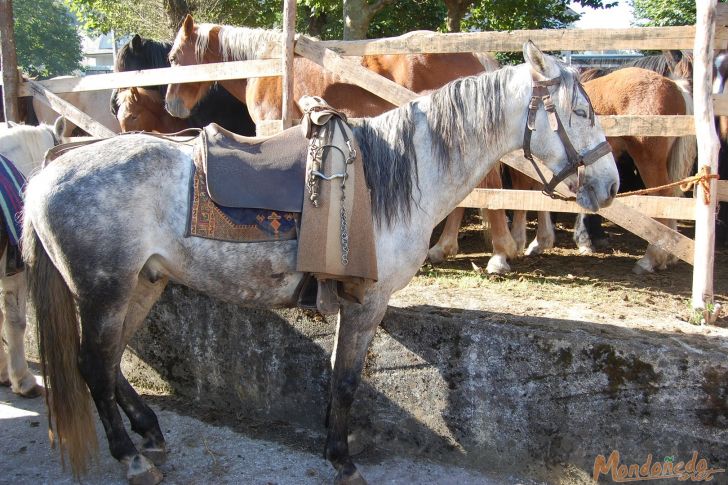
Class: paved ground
0,374,536,485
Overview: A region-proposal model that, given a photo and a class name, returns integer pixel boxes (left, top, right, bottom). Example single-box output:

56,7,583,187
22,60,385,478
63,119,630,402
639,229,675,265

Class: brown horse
116,87,190,133
164,15,518,273
509,67,696,274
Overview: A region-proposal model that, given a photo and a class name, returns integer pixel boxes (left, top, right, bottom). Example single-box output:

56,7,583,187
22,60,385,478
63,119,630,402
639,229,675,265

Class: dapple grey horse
22,43,618,484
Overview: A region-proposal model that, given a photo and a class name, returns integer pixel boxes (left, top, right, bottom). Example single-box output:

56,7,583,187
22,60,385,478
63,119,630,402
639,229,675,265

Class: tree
65,0,281,40
630,0,726,27
13,0,82,78
464,0,616,32
343,0,396,39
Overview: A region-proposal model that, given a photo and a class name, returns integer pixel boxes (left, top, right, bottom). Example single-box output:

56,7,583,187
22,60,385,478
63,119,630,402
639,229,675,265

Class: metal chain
339,138,357,266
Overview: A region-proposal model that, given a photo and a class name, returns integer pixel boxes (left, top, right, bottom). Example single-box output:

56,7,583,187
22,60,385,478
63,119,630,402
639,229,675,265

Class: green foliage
463,0,615,65
64,0,283,40
465,0,615,32
369,0,447,37
632,0,728,27
630,0,696,27
13,0,82,78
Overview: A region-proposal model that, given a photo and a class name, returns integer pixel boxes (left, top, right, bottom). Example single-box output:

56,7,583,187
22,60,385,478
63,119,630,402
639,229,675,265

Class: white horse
0,119,63,397
23,43,618,484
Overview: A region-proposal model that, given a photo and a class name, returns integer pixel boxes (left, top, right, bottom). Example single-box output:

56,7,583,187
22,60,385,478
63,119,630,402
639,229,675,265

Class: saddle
196,124,308,212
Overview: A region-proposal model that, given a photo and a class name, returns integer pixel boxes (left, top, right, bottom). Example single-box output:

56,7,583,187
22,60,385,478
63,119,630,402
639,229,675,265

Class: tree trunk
164,0,192,35
343,0,396,40
443,0,474,33
0,0,20,124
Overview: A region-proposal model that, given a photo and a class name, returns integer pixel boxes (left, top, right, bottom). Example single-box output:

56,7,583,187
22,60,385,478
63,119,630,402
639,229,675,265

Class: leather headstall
522,77,612,199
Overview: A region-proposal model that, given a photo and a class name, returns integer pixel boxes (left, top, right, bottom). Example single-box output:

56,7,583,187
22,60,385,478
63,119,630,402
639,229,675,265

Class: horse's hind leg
0,273,42,397
326,295,387,485
116,276,169,465
78,293,162,485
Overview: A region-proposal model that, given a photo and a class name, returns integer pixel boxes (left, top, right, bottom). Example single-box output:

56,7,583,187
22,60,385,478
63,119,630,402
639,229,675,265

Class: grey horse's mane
355,60,586,226
194,23,281,62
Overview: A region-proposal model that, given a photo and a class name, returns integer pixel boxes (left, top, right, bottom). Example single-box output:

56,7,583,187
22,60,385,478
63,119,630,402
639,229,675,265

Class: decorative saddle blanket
0,153,26,246
187,165,299,243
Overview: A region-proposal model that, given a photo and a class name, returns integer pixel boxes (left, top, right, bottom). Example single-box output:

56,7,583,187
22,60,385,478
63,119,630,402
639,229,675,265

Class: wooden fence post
281,0,296,130
691,0,720,316
0,0,20,126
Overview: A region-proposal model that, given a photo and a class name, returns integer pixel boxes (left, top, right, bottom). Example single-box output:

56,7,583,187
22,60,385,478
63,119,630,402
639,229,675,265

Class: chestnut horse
116,87,190,133
164,15,518,274
508,67,696,274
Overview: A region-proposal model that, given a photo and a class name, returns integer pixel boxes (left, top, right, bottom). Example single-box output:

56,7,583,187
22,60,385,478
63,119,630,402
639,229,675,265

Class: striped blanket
0,153,27,246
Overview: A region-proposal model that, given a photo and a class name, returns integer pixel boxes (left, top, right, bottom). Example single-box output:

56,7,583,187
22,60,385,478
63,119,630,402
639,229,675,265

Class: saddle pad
0,153,27,245
187,165,299,243
199,123,308,212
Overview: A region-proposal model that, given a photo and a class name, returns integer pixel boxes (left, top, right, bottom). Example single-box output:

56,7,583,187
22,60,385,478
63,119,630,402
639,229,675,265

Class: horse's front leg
0,272,42,397
326,293,388,485
427,207,464,263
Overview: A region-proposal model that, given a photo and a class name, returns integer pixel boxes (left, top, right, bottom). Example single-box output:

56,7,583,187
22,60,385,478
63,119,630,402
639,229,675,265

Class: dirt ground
402,211,728,335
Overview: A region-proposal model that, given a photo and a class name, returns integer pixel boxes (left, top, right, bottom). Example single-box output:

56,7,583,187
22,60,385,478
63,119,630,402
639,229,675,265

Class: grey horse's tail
22,218,98,477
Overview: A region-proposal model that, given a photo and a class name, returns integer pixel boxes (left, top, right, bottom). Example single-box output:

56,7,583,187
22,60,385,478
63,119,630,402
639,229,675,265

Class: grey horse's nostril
609,182,618,198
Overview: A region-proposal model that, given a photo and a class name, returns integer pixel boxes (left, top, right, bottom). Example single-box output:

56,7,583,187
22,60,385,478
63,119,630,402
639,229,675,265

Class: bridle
523,77,612,199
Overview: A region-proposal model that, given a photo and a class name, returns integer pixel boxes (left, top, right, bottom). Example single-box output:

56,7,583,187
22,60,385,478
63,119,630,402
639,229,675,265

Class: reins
523,76,612,200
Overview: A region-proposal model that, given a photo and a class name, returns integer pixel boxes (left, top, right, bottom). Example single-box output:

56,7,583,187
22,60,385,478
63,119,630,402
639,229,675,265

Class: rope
616,166,720,204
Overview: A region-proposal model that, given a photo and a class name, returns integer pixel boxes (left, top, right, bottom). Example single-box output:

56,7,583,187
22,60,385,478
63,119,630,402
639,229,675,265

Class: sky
569,1,635,29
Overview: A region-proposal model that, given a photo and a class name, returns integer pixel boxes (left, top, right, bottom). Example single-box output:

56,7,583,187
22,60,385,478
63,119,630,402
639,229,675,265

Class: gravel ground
0,375,537,485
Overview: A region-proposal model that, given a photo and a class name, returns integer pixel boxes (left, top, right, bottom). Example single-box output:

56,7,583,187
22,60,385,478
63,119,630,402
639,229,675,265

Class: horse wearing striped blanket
0,119,64,397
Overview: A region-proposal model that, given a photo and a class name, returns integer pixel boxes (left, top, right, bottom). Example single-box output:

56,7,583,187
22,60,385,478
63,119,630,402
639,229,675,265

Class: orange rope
616,166,720,204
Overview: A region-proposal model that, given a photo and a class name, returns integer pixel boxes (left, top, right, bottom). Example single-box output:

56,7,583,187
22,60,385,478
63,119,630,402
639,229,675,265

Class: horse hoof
632,261,653,275
486,255,510,274
18,384,44,399
427,248,446,264
592,237,610,251
578,245,594,256
142,447,167,466
0,379,10,387
335,468,367,485
126,455,163,485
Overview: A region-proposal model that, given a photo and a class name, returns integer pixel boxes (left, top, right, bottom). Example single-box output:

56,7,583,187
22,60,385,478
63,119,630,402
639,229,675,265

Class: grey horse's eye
573,108,588,118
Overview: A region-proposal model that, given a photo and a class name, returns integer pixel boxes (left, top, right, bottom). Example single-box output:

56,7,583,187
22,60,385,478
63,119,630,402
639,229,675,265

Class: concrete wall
113,284,728,483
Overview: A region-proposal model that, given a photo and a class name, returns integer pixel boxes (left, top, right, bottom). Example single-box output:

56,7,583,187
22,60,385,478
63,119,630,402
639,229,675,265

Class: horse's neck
409,69,530,226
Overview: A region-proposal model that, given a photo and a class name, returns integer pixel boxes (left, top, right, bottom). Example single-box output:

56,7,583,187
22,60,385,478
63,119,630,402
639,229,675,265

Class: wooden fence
0,0,725,311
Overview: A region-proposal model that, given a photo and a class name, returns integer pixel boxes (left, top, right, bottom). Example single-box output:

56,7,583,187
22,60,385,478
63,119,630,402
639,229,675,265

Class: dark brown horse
164,15,518,273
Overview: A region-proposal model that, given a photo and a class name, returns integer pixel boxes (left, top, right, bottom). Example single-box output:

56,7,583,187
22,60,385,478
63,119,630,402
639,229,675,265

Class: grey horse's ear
7,120,20,128
131,34,142,51
523,40,558,79
53,116,66,141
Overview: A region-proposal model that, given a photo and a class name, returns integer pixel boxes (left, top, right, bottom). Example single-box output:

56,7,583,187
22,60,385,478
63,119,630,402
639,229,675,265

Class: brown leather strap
44,129,203,165
522,76,612,199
